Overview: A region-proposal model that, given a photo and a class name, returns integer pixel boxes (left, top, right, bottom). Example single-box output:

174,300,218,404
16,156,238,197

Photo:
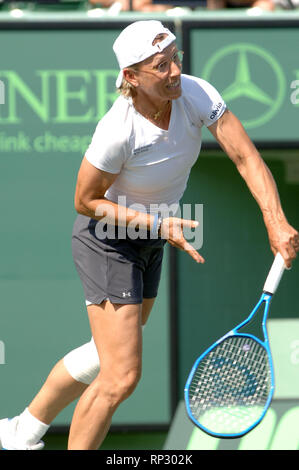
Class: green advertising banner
189,27,299,143
0,27,171,427
0,29,119,151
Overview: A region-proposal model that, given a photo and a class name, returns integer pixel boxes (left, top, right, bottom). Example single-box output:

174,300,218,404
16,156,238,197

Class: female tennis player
1,20,298,450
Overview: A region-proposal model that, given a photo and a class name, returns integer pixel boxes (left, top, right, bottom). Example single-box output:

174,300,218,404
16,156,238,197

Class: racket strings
188,336,272,434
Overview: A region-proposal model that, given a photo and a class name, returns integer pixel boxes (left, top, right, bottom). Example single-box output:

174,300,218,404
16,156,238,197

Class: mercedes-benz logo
202,43,286,129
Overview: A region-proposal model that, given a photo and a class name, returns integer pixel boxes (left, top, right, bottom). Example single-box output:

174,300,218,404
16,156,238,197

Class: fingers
168,238,205,263
284,245,298,269
270,225,299,269
182,240,205,264
291,231,299,253
273,236,299,269
163,217,204,264
178,219,205,262
180,219,199,229
161,217,199,238
278,250,293,269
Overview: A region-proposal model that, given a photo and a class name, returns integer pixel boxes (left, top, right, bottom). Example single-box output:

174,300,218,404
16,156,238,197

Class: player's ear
123,68,139,88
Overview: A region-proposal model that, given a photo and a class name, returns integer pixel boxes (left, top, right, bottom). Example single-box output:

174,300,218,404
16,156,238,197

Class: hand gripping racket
184,253,287,439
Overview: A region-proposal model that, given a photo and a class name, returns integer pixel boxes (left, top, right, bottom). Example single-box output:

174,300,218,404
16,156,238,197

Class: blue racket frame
184,291,275,439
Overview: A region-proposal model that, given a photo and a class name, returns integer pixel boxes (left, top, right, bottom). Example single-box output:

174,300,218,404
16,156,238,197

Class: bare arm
74,157,204,263
74,157,151,228
208,109,299,267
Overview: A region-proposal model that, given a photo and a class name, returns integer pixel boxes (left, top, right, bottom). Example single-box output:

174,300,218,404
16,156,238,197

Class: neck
133,96,171,123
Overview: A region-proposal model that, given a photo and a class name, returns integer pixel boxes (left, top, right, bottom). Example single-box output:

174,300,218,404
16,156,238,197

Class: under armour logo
122,291,132,298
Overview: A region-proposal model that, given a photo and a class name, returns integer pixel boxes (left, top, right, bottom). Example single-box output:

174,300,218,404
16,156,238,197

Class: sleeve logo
209,102,223,120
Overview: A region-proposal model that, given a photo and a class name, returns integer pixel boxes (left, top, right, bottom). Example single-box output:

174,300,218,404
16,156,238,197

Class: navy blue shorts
72,215,166,305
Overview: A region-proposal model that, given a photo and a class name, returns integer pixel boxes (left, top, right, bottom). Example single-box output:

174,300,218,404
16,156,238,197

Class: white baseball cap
113,20,176,88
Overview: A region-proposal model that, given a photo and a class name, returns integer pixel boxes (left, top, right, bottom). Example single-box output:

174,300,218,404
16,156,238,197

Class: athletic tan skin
27,38,299,450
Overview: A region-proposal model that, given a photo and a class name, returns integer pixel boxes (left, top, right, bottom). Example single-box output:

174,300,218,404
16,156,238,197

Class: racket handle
263,252,286,295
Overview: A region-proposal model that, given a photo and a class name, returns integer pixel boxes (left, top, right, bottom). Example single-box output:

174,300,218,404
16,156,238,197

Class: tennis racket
184,252,287,439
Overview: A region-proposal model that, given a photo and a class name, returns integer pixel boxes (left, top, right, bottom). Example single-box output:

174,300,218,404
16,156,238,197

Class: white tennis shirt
85,74,226,215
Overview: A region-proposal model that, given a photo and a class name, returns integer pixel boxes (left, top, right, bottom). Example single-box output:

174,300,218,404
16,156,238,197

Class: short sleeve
181,75,226,128
85,104,127,174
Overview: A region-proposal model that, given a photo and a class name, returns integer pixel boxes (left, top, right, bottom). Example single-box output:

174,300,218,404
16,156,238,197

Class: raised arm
208,109,299,267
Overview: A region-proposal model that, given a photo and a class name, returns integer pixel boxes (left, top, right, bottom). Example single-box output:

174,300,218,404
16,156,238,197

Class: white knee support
63,338,99,385
63,326,145,385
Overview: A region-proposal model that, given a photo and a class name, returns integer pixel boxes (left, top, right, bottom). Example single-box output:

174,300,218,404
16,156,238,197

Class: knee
63,339,99,385
96,367,142,408
120,367,142,401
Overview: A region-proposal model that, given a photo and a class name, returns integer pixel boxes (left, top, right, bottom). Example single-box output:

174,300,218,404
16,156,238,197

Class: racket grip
263,252,286,295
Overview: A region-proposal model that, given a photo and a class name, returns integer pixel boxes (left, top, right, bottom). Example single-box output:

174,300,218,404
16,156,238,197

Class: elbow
74,201,84,216
74,193,88,216
74,184,89,215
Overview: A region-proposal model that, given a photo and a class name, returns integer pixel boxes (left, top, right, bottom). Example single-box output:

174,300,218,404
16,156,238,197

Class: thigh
87,301,143,376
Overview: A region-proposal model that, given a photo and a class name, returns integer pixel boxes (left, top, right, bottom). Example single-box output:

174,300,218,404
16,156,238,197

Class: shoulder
180,74,226,127
98,96,132,132
181,74,222,100
85,96,133,172
91,96,133,148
